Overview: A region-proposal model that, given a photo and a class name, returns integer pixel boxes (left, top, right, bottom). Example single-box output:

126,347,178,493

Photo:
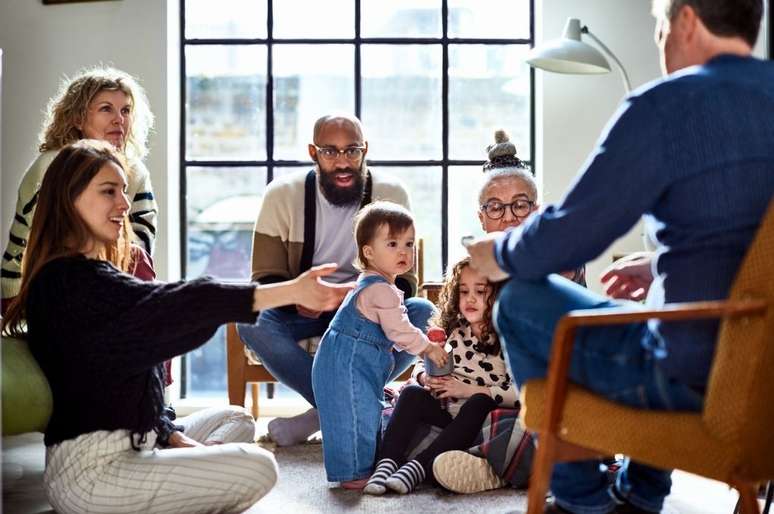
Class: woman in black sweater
2,140,352,514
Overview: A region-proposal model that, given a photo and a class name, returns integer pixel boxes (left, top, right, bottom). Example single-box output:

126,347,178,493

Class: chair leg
763,481,773,514
251,383,259,419
527,432,557,514
736,482,761,514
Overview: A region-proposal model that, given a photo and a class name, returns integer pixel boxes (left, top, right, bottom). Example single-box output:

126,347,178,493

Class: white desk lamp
526,18,632,93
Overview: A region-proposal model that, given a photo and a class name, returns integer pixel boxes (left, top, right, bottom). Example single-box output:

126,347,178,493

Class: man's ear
308,143,318,162
362,140,369,158
675,3,699,42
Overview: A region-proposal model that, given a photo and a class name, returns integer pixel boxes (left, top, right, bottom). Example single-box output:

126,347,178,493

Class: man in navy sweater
467,1,773,513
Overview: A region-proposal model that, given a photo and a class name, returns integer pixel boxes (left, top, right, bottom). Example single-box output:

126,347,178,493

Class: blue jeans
237,298,433,407
494,275,704,514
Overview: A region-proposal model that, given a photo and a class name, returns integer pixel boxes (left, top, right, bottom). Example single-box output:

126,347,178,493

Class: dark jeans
380,385,497,481
495,275,705,514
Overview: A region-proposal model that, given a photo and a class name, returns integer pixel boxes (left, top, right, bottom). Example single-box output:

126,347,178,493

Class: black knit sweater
27,256,258,447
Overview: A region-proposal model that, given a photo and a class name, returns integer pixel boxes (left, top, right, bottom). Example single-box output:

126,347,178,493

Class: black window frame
179,0,535,397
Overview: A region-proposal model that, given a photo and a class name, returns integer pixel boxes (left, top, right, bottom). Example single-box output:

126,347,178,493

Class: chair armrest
539,299,768,436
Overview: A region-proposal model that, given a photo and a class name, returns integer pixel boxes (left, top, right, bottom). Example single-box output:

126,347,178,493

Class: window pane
362,46,442,160
449,45,531,160
273,166,312,182
448,166,488,267
371,167,442,281
361,0,441,37
273,45,354,160
185,0,267,39
186,167,266,281
447,0,530,39
186,46,267,160
273,0,353,38
186,326,228,398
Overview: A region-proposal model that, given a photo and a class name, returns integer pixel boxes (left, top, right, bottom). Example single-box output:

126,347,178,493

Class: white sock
267,407,319,446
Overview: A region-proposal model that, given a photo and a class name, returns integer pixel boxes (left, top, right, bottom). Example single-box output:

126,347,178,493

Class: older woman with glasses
477,130,586,285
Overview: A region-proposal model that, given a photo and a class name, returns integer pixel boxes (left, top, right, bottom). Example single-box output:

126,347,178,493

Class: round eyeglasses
480,199,535,220
314,145,366,161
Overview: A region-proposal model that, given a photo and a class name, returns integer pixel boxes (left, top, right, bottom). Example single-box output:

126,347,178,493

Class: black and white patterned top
413,319,519,417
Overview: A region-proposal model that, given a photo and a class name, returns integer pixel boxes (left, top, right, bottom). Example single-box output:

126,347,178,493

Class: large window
180,0,534,398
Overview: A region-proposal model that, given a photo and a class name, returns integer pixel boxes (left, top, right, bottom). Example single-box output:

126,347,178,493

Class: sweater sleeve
46,259,257,378
1,152,54,300
494,94,670,279
127,160,158,256
356,282,429,355
250,181,293,283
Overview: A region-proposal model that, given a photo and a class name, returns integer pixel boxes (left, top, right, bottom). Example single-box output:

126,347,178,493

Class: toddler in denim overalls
311,201,447,488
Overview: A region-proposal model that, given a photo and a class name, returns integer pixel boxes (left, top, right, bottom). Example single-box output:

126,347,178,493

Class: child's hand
422,343,448,368
428,376,483,400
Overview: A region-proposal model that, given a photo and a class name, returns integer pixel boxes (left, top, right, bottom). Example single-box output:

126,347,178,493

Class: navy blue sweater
495,55,774,387
27,256,257,447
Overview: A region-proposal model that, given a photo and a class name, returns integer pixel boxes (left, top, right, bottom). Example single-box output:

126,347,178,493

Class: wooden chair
522,200,774,514
226,238,443,418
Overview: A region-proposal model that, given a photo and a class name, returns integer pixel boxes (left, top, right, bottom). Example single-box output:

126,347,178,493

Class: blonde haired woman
1,66,157,311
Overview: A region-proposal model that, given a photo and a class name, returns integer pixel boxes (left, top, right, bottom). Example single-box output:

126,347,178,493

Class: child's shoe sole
432,450,506,494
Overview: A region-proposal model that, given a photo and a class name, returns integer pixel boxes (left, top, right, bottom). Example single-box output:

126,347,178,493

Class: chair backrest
703,199,774,479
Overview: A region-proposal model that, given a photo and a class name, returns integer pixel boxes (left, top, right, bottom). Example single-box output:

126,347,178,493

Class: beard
317,161,367,206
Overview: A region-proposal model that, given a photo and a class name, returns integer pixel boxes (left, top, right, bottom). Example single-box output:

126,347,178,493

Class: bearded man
238,114,431,446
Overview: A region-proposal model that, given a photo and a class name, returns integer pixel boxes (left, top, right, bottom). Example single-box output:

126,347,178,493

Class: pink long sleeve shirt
355,271,430,355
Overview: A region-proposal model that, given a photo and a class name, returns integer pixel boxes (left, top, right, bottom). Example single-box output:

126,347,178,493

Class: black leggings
379,384,497,481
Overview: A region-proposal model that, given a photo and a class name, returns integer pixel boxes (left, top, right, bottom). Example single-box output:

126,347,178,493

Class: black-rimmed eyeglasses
313,145,366,161
480,199,535,220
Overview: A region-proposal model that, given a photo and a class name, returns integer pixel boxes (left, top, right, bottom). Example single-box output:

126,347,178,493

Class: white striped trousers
44,406,277,514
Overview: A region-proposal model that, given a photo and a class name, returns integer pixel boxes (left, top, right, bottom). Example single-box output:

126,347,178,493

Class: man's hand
464,232,510,282
600,251,654,301
293,264,354,312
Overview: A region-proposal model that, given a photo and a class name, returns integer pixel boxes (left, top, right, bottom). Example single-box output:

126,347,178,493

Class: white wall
0,0,179,281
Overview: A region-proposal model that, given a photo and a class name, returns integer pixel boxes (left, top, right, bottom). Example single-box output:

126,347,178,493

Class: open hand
600,252,654,301
294,264,354,312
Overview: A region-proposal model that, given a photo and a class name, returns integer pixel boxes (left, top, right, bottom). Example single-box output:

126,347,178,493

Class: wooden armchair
226,238,443,418
522,200,774,514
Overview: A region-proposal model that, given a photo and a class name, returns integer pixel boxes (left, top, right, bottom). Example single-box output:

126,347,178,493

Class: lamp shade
526,18,611,75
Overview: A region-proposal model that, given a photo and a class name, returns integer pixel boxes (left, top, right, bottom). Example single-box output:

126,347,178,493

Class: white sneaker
432,450,506,494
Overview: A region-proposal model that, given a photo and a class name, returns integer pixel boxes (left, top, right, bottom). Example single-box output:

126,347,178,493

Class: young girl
312,201,448,489
363,257,519,495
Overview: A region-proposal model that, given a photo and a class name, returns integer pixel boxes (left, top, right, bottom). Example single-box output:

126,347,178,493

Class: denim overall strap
329,273,394,350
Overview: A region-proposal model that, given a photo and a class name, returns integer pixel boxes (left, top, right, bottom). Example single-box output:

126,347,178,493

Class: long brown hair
433,257,501,355
2,140,134,338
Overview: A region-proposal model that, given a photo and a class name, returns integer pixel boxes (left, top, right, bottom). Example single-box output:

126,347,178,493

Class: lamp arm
582,27,632,93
